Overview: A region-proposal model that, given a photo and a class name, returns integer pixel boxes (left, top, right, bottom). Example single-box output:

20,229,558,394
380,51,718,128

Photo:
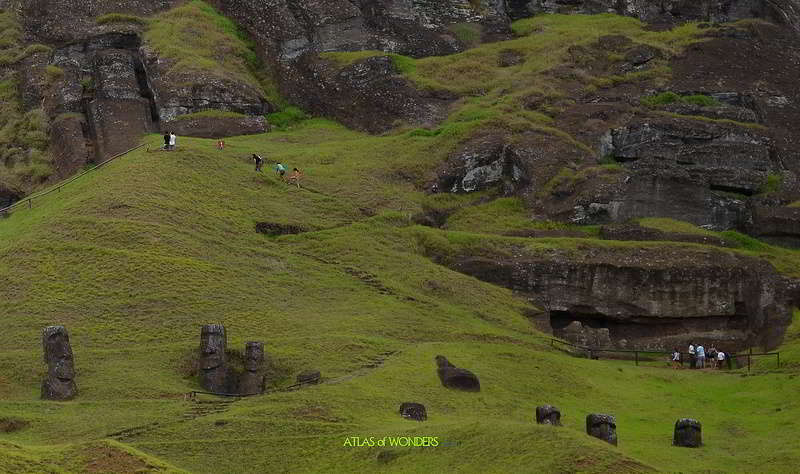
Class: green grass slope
0,124,799,473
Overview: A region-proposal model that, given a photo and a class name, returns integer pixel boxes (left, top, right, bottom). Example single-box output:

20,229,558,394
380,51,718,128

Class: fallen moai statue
435,355,480,392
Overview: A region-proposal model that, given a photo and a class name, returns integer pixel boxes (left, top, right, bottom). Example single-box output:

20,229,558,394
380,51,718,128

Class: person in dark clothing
252,154,264,172
163,132,170,150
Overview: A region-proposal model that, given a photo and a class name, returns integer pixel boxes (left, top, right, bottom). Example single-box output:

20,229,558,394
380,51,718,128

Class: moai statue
435,355,480,392
41,326,77,400
238,341,266,396
400,402,427,421
199,324,228,393
586,414,617,446
536,405,562,425
673,418,702,447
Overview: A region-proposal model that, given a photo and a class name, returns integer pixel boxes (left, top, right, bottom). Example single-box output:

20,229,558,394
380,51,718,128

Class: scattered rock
498,49,524,67
536,405,562,426
297,370,322,385
255,222,307,236
0,417,29,433
41,326,78,401
399,402,427,421
435,355,480,392
673,418,702,447
586,413,617,446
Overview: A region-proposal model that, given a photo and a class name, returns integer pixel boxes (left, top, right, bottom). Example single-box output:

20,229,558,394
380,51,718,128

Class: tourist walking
252,154,263,172
217,139,225,150
688,343,696,369
708,346,718,369
671,349,681,369
275,162,286,178
696,344,706,369
287,167,303,188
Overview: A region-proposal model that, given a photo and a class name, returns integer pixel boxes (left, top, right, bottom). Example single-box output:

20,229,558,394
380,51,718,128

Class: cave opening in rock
549,309,752,351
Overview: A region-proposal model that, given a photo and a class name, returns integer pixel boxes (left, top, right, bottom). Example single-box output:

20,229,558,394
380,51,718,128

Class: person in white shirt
671,349,681,369
688,344,696,369
169,132,177,150
696,344,706,369
717,351,725,370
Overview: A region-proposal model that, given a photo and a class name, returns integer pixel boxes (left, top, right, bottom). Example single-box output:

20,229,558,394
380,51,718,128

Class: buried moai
238,342,266,396
673,418,702,447
536,405,562,426
41,326,78,400
586,414,617,446
435,355,480,392
199,324,228,393
400,402,427,421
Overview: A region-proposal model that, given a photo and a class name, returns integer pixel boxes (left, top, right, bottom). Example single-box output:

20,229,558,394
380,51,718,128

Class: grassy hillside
1,121,799,473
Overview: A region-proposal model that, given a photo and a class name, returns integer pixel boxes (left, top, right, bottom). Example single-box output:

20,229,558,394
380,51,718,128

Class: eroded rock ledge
448,245,797,351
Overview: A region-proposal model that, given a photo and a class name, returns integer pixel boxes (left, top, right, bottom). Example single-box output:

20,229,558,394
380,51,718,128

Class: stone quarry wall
449,247,795,351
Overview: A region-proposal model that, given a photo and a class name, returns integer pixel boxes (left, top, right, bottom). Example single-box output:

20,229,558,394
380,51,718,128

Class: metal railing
0,143,146,217
550,338,780,370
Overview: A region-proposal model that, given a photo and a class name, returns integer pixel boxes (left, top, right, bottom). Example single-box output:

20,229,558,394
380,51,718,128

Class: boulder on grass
435,355,480,392
399,402,427,421
586,413,617,446
673,418,702,447
536,405,561,426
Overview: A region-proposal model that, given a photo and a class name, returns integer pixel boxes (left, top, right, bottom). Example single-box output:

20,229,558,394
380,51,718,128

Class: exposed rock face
673,418,702,447
163,115,268,139
400,402,427,421
536,405,562,425
199,324,228,393
207,0,512,131
289,54,449,133
522,0,797,27
586,414,617,446
18,0,178,43
238,342,266,396
747,203,800,247
449,246,794,351
599,223,732,247
41,326,77,400
435,355,480,391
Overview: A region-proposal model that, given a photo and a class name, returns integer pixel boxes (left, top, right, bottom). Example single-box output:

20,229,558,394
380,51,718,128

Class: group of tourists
251,154,303,188
671,343,729,369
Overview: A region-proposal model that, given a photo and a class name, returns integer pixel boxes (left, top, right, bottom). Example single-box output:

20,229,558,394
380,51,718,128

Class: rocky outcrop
448,245,795,351
599,223,732,247
163,115,268,139
208,0,512,132
747,203,800,247
518,0,798,27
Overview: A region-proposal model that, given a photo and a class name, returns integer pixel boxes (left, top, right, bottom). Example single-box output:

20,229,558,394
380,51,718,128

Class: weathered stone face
586,413,617,445
673,418,702,447
400,402,428,421
536,405,561,426
199,324,228,393
41,326,77,400
238,341,266,396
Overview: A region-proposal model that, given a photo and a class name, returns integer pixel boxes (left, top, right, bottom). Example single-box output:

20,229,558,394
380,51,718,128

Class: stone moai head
199,324,228,392
536,405,562,426
41,326,77,400
244,342,265,372
238,341,266,396
400,402,427,421
435,355,453,369
586,414,617,446
673,418,702,447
